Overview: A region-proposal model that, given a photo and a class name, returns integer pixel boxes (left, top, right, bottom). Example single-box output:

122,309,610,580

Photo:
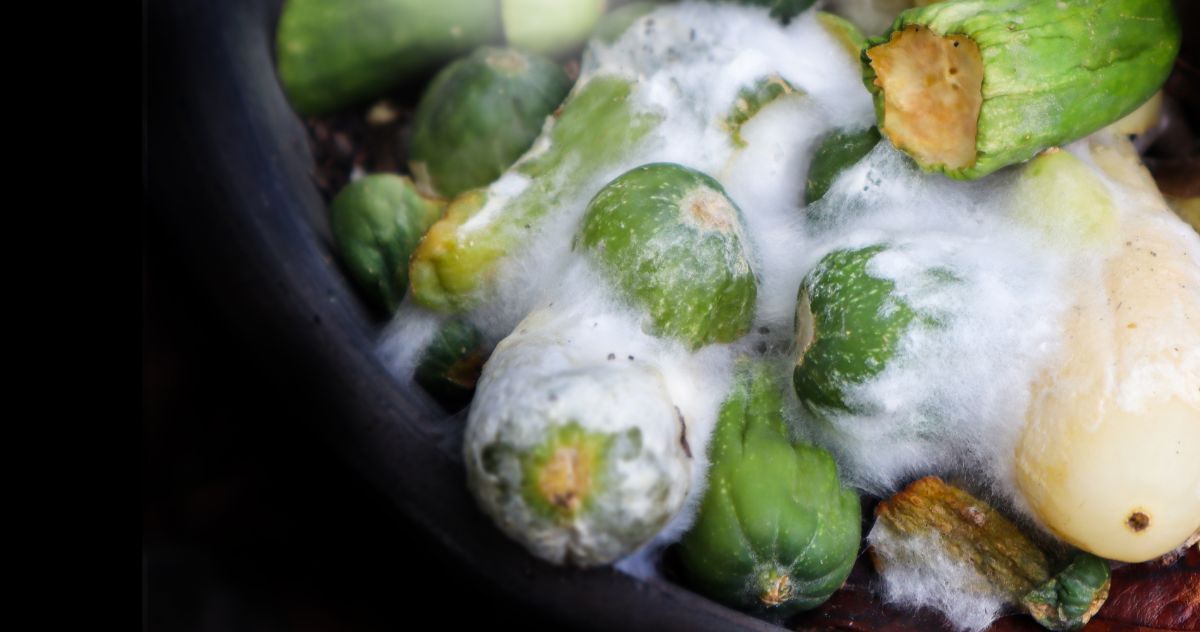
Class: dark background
142,214,560,631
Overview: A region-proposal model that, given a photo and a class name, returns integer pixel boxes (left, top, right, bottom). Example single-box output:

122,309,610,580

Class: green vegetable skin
678,361,860,616
409,75,660,312
1022,553,1111,632
413,317,487,411
577,163,758,349
330,175,444,314
276,0,502,116
409,47,571,199
862,0,1180,180
793,245,918,413
804,126,881,204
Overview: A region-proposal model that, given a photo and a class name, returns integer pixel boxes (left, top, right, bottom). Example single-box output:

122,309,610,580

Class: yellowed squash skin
1016,136,1200,563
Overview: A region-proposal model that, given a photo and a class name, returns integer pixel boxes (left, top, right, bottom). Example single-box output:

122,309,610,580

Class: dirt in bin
303,98,415,203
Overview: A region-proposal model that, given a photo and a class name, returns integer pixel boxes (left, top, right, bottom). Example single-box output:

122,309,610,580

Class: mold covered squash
1015,135,1200,563
793,245,922,413
409,47,571,199
463,308,692,567
862,0,1180,179
577,163,758,350
678,360,860,617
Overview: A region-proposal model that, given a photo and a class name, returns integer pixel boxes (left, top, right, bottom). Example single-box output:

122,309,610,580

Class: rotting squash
462,308,692,567
576,163,758,350
793,245,924,414
1021,553,1111,632
678,360,860,617
861,0,1180,179
408,47,571,199
409,75,661,313
1015,134,1200,563
329,174,444,314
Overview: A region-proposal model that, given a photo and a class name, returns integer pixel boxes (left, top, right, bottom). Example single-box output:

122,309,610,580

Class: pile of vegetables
277,0,1199,629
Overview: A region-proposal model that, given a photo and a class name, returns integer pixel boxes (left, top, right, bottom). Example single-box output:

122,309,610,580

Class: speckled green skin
409,75,660,313
804,126,881,204
409,47,571,199
731,0,818,24
276,0,502,116
577,163,757,349
862,0,1180,180
330,175,444,314
678,361,861,617
1022,553,1111,632
793,245,916,413
414,317,487,411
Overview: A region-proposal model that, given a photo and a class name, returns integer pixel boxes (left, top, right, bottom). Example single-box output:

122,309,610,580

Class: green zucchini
330,175,444,314
803,126,881,204
577,163,758,349
413,317,488,410
678,360,860,616
862,0,1180,179
409,47,571,199
276,0,502,116
1022,553,1111,632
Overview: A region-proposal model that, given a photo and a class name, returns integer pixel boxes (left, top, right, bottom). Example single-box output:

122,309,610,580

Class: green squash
1022,553,1111,632
276,0,502,116
793,245,919,413
413,317,487,411
409,47,571,200
678,360,860,616
862,0,1180,179
576,163,758,350
330,175,444,314
803,126,881,204
409,75,661,313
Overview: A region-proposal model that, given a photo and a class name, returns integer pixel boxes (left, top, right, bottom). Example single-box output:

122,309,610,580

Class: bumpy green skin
330,175,444,314
725,76,803,148
1022,553,1111,632
804,126,881,204
678,361,861,616
731,0,818,24
862,0,1181,180
793,245,917,413
577,163,758,349
409,75,661,313
276,0,502,116
413,317,487,411
409,47,571,199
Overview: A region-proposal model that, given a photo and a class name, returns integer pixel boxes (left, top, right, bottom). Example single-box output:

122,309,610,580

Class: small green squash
330,174,444,314
409,47,571,199
793,245,919,413
678,360,861,616
576,163,758,350
1022,553,1111,632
